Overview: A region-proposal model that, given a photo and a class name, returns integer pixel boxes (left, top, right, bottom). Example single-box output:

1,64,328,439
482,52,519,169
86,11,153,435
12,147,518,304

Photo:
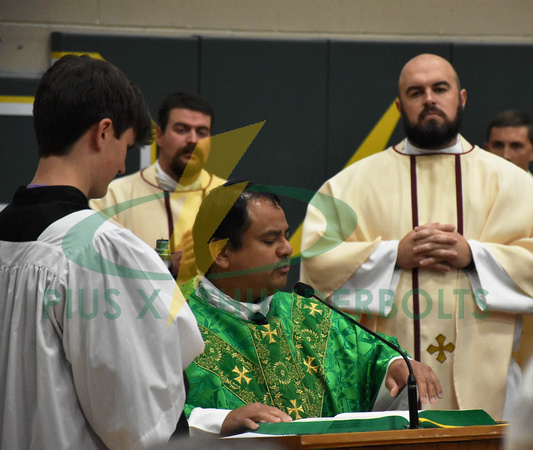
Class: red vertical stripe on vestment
455,155,464,236
164,191,174,243
409,156,421,363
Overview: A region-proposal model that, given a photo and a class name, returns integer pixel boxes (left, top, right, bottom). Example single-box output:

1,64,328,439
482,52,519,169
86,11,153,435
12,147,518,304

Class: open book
249,409,498,436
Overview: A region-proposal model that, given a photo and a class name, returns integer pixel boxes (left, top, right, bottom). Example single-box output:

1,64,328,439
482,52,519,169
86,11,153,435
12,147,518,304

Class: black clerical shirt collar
0,185,89,242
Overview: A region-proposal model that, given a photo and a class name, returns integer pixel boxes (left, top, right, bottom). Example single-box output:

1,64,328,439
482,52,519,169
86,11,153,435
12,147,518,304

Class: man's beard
401,102,464,149
169,144,204,179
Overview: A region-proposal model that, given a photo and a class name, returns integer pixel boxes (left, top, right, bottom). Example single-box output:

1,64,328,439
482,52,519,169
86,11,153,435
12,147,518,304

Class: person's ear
155,126,164,147
209,239,229,269
96,118,114,151
459,89,467,108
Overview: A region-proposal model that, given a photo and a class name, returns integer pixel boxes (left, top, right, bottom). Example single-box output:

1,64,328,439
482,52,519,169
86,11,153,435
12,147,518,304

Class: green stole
183,282,400,419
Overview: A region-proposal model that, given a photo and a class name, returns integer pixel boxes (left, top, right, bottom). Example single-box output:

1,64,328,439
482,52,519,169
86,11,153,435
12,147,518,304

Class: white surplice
0,209,204,448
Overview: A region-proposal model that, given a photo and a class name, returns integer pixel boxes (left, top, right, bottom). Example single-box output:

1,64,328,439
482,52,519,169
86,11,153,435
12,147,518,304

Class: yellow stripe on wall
51,51,105,61
343,100,400,169
0,96,34,103
0,96,35,116
289,100,400,256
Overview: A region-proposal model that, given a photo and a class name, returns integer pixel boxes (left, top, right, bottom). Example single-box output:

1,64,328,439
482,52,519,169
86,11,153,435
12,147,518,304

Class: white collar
403,136,464,155
155,160,203,192
196,277,273,322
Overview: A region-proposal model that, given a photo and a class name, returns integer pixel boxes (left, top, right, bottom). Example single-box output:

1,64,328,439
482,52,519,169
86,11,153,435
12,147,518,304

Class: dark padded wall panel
328,41,452,179
199,37,329,288
0,78,40,203
200,37,328,189
51,32,200,176
453,43,533,149
2,34,532,249
0,78,39,96
200,37,328,222
51,32,200,116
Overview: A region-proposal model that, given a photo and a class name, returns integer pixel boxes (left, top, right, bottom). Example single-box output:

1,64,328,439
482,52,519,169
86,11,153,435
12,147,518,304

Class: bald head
398,54,461,98
396,54,467,149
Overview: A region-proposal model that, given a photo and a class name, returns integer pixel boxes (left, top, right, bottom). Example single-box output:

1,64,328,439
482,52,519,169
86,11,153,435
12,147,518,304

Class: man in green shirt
182,181,442,436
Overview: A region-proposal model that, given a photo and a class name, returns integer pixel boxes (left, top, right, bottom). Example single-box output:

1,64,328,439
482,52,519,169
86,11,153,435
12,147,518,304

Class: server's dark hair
33,54,152,156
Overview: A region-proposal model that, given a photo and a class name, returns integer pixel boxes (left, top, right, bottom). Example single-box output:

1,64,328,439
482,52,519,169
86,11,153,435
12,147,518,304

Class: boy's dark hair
486,110,533,144
193,180,281,274
33,54,153,157
157,91,215,133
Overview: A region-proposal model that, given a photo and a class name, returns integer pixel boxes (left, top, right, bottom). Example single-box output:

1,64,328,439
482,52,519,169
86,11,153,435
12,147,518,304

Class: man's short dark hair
33,54,153,157
486,110,533,144
157,91,215,133
193,180,281,274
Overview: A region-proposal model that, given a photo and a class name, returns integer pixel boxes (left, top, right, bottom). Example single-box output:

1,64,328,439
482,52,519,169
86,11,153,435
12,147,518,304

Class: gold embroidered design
304,302,324,317
261,324,278,343
427,334,455,363
303,356,318,374
205,345,222,362
299,327,320,346
288,399,304,419
194,326,264,405
291,293,331,416
249,318,308,411
273,362,291,385
232,365,252,384
193,293,333,418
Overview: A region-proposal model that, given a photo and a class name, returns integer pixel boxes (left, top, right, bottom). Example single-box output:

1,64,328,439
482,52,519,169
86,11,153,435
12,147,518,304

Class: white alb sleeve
188,408,232,436
467,240,533,314
337,241,400,316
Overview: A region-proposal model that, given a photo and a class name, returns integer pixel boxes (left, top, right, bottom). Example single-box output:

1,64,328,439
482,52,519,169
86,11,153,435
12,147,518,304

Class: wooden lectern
240,424,506,449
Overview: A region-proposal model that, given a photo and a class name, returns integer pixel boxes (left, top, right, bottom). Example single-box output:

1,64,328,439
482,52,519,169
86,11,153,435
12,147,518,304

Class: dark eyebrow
262,230,281,238
432,81,451,89
173,122,210,131
261,226,290,238
405,80,451,95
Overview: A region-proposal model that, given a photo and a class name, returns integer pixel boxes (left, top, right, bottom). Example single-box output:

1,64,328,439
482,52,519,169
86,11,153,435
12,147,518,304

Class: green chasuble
182,282,402,420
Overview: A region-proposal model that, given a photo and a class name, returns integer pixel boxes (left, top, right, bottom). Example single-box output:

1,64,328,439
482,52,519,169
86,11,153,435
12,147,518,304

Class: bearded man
300,53,533,420
92,92,225,284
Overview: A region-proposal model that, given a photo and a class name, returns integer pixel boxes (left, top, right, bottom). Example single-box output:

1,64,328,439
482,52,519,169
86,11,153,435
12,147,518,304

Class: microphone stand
294,282,419,429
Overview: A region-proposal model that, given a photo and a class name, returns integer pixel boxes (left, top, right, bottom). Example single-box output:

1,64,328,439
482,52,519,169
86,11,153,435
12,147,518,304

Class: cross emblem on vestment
427,334,455,363
261,324,278,344
304,302,323,317
287,399,304,419
232,365,252,384
303,356,318,374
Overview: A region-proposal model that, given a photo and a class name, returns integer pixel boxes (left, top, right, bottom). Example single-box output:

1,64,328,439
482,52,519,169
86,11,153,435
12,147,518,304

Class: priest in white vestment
300,54,533,421
91,92,225,284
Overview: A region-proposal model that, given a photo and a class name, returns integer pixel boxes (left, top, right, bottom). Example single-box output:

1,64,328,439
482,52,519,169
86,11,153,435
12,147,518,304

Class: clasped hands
397,222,472,272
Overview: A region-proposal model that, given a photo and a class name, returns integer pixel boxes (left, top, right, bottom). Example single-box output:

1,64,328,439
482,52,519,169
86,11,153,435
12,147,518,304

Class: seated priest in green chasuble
181,181,442,436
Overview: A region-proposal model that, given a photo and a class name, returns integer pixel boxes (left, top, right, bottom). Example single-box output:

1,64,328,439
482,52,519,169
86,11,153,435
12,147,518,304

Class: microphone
293,282,419,429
